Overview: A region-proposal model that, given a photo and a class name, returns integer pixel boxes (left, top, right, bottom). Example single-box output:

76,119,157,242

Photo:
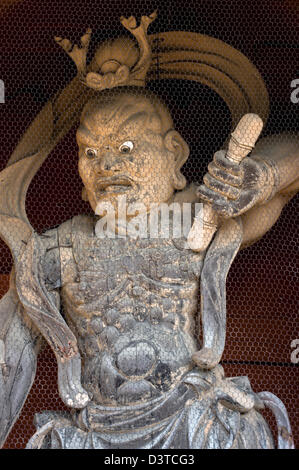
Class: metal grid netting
0,0,298,449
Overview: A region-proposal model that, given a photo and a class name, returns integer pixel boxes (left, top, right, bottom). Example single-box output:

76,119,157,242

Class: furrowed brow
76,126,100,147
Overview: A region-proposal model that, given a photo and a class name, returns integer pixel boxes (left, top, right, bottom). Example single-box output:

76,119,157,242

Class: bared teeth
105,185,131,192
96,178,133,196
96,178,132,190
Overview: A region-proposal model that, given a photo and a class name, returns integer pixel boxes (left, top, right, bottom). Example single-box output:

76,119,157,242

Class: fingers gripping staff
187,113,264,252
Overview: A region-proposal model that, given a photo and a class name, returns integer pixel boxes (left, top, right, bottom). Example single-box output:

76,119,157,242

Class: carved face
77,91,189,216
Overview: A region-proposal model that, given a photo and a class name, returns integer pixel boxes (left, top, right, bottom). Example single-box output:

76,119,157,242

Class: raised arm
241,134,299,247
197,133,299,248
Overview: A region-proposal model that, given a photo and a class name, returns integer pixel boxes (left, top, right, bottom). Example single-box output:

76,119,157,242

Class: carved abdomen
60,216,203,404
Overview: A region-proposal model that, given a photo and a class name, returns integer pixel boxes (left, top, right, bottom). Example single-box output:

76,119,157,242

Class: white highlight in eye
119,141,134,154
85,148,98,158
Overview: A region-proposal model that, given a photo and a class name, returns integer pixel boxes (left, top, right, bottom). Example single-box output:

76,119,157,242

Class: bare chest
61,231,203,323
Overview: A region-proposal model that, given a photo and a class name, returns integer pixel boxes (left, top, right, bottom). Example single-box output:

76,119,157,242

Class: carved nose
96,154,123,174
99,157,112,173
95,154,114,174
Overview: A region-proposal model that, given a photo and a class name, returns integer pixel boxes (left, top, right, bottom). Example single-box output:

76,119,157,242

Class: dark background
0,0,298,448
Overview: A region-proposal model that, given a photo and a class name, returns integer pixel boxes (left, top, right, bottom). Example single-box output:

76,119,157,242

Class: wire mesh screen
0,0,298,449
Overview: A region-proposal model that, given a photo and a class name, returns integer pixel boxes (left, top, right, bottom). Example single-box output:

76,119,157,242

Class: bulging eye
119,141,134,154
85,148,97,159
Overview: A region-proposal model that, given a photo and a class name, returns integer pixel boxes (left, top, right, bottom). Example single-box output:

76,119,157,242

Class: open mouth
96,176,133,195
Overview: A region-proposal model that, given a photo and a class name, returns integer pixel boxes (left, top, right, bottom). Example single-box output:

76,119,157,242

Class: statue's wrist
254,157,280,205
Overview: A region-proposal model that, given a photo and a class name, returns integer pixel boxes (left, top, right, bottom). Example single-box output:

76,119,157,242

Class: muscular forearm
239,134,298,247
240,192,291,248
251,134,299,201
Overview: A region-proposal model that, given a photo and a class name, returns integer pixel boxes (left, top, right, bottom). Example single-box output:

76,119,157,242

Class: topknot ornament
54,11,157,91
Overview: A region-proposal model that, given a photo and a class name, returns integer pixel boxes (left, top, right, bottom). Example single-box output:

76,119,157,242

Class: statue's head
76,88,189,214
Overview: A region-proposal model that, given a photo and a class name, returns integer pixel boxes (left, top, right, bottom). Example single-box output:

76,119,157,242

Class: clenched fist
197,149,275,218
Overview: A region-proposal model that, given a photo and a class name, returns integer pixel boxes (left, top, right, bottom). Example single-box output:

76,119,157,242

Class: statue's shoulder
56,214,95,246
41,214,95,248
39,215,95,287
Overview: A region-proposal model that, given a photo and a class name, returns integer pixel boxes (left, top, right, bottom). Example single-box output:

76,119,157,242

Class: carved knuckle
209,162,242,187
196,189,212,203
196,186,214,204
213,150,227,168
203,173,214,188
207,161,216,175
213,149,226,162
214,151,241,176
